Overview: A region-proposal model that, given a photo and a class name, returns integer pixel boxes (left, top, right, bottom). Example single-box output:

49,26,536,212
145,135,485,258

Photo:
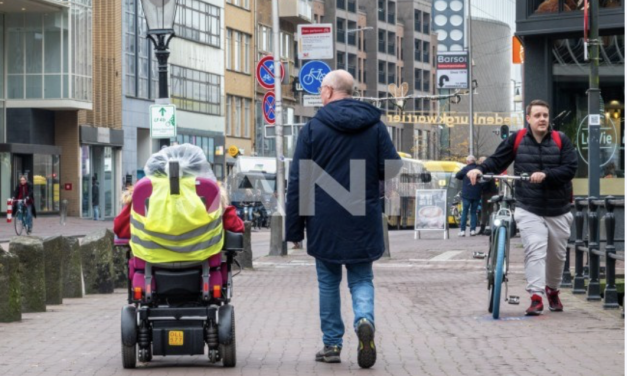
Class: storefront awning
0,143,61,155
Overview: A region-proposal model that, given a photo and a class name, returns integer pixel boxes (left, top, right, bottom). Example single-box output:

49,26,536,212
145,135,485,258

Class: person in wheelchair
117,144,244,369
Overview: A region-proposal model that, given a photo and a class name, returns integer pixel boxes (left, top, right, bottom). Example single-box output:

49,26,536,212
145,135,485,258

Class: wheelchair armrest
224,231,244,252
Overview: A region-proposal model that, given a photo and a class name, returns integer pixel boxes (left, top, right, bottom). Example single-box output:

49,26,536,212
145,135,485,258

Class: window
379,91,388,110
348,0,357,12
170,65,222,115
174,0,221,47
423,41,430,63
234,31,241,71
378,0,386,22
423,70,429,92
387,32,395,55
337,18,345,43
347,21,357,45
258,25,272,52
337,0,346,9
234,96,242,137
414,68,422,91
422,12,430,34
387,62,395,85
337,51,345,70
378,30,386,53
244,99,251,138
226,29,232,69
226,96,232,135
378,60,386,84
227,0,250,10
125,0,158,99
348,53,357,79
280,32,292,60
414,10,421,32
388,1,396,24
243,34,251,73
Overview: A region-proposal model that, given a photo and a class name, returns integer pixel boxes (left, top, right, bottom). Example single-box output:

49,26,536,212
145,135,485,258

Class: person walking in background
478,156,498,235
455,155,482,236
466,99,578,315
12,175,36,235
92,180,100,221
285,69,402,368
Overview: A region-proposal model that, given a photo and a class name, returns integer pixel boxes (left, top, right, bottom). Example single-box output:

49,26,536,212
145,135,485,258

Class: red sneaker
545,286,564,312
525,294,544,316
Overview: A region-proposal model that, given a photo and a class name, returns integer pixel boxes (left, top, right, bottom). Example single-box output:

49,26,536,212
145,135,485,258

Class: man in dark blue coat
455,155,482,236
285,70,401,368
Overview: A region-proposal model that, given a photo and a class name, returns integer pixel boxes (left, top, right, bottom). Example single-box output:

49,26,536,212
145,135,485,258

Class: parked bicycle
12,199,31,236
481,173,529,319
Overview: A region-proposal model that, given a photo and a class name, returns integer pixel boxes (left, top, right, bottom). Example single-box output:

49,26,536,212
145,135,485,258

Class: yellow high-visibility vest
130,176,224,263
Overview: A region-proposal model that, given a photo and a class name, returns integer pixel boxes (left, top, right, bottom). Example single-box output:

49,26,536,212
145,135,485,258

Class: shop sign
576,115,618,166
436,52,468,89
386,111,525,128
150,104,177,139
414,189,447,232
228,145,240,157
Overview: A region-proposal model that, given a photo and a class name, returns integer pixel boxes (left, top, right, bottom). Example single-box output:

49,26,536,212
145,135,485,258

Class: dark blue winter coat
455,163,483,200
285,98,402,264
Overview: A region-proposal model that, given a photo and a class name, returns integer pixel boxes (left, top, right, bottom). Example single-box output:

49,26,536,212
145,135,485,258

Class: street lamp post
345,27,373,75
141,0,178,100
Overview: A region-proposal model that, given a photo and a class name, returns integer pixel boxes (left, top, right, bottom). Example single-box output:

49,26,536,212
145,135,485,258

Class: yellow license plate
168,330,184,346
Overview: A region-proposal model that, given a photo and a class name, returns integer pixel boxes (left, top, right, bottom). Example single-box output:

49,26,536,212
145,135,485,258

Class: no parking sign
262,91,276,124
256,56,285,90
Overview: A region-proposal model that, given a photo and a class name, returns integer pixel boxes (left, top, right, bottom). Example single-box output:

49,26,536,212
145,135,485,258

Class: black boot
479,224,485,234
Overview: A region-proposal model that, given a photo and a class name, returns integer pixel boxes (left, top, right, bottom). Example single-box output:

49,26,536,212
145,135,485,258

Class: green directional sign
150,104,177,139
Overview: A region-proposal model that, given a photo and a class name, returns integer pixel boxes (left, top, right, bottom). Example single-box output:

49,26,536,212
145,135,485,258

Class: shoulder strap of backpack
551,130,563,150
513,129,527,154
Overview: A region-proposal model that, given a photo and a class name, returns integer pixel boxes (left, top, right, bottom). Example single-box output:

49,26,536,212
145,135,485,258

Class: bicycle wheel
491,226,507,319
14,212,24,236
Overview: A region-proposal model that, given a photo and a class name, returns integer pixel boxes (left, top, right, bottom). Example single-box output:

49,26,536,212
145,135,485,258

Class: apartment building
224,0,255,164
0,0,93,216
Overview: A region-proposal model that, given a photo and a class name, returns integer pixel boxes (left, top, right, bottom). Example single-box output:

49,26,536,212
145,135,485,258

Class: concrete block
43,236,64,305
10,236,46,313
62,237,83,298
235,222,253,269
80,229,115,294
112,244,130,289
0,250,21,322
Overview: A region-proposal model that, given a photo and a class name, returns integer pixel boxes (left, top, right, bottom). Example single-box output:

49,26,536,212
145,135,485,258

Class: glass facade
33,154,60,213
6,5,91,101
81,145,117,219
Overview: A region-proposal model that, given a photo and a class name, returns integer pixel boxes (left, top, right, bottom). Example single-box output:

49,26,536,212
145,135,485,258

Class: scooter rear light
203,282,209,293
213,285,221,298
133,287,142,300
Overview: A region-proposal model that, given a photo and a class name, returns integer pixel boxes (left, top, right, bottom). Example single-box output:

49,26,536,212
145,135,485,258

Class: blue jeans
315,259,375,347
460,198,479,232
93,205,100,221
24,205,33,231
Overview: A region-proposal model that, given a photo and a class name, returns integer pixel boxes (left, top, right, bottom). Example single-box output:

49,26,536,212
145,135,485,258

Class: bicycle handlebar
480,173,530,182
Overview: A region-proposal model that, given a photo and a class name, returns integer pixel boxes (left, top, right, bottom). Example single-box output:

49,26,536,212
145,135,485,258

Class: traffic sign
299,60,331,94
150,104,177,139
256,56,285,90
262,91,276,124
297,24,334,60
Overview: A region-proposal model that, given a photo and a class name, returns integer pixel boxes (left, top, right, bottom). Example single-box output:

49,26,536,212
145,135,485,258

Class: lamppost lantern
140,0,179,99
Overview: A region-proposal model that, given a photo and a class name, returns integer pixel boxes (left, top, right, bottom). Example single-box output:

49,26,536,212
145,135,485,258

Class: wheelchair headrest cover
144,143,216,181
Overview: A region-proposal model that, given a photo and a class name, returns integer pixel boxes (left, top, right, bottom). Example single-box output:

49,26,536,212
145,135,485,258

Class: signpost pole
467,0,474,156
270,0,287,256
587,0,600,198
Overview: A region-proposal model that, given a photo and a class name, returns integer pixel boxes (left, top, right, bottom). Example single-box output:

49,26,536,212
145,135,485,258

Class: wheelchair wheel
122,343,137,369
220,307,236,367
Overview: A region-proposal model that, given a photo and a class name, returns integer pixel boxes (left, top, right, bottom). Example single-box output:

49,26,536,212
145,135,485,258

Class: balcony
279,0,313,25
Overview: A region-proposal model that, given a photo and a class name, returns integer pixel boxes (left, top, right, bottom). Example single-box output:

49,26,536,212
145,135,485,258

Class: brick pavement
0,216,114,242
0,229,623,376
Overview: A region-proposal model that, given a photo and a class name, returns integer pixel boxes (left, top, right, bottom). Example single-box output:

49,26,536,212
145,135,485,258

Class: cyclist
466,99,578,316
12,175,36,235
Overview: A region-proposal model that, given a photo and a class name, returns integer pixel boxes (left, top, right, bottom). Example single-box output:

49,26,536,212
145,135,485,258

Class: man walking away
466,99,577,315
455,155,482,236
285,70,402,368
92,180,100,221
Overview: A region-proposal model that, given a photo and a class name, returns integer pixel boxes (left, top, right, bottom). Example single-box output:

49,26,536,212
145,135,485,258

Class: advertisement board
436,52,468,89
414,189,448,232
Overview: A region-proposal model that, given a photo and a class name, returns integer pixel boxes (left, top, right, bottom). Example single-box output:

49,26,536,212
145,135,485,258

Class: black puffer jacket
478,127,578,217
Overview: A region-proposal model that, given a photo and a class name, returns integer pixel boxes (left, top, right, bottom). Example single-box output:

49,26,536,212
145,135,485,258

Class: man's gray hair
323,69,354,95
466,155,476,163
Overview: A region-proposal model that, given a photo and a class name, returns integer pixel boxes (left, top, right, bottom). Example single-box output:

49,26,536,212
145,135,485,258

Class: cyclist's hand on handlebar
466,169,483,185
529,172,546,184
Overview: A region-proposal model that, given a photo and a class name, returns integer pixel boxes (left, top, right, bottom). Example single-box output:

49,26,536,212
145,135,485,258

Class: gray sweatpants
513,207,574,295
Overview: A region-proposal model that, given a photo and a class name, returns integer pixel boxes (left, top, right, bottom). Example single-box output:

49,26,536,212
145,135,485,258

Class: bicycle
12,199,31,236
480,173,529,319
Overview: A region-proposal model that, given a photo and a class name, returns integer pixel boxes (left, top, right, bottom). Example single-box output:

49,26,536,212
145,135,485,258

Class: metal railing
567,196,624,315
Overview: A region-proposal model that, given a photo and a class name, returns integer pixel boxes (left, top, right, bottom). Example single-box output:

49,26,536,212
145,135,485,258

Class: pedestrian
92,180,100,221
478,156,498,235
455,155,482,236
466,99,577,315
285,69,402,368
12,175,36,235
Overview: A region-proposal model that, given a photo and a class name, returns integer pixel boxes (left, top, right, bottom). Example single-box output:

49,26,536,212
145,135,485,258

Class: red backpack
512,128,562,154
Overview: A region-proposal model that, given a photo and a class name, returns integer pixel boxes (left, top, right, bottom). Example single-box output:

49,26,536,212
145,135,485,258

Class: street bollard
60,199,68,226
6,198,12,223
382,213,390,258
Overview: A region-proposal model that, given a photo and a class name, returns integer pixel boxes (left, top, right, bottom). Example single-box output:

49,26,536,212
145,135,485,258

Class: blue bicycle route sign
299,60,332,94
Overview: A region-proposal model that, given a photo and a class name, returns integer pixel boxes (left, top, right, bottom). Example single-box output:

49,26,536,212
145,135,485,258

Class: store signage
297,24,333,60
436,52,468,89
256,55,285,90
576,115,618,167
386,111,525,127
303,95,323,107
228,145,239,157
513,36,524,64
97,128,110,143
150,104,177,139
414,189,447,232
